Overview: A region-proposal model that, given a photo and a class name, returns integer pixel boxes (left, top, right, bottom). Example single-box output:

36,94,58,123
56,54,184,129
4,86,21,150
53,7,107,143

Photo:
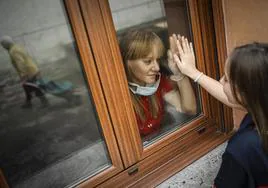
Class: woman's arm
163,34,197,114
163,76,197,114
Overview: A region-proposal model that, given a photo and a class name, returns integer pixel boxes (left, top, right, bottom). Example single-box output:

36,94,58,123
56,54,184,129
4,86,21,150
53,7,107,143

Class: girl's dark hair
229,42,268,153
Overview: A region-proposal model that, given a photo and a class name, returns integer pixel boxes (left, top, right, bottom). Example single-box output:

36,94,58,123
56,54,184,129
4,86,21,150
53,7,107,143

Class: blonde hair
119,30,165,121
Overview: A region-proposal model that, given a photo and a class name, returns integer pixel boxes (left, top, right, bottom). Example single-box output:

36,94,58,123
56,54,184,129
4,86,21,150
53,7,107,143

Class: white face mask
128,74,161,96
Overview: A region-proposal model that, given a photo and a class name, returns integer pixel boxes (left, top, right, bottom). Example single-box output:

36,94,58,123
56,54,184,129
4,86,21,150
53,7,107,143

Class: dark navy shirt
214,114,268,188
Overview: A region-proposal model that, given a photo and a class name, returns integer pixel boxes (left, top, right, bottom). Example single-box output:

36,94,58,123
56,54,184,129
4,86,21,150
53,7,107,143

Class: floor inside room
157,142,227,188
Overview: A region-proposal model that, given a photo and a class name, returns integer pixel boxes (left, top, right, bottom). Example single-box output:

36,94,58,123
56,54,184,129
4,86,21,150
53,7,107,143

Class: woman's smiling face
127,45,160,86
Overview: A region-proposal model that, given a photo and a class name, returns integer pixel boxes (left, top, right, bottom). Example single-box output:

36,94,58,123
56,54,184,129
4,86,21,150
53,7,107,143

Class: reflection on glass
0,1,110,187
109,0,201,145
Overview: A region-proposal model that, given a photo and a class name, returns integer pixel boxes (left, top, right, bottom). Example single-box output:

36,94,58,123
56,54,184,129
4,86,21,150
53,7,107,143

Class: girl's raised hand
173,36,200,79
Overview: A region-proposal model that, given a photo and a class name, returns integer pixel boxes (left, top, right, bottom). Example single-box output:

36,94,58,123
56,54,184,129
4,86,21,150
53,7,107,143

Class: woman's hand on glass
173,36,200,80
167,34,183,76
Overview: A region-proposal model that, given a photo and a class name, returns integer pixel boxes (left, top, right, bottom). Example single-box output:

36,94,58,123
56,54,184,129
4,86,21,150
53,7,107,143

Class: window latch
197,126,206,134
128,165,139,176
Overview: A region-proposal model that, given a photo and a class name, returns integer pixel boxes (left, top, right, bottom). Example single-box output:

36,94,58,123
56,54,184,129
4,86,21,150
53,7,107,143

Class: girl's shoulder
226,115,268,184
228,114,261,151
227,114,262,157
227,126,260,154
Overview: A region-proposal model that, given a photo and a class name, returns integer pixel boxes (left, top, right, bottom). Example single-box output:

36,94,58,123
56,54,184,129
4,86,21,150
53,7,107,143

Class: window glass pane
108,0,202,146
0,0,111,187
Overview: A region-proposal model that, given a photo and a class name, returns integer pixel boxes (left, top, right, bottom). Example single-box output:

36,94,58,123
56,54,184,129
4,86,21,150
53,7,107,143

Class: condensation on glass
0,1,110,187
108,0,202,146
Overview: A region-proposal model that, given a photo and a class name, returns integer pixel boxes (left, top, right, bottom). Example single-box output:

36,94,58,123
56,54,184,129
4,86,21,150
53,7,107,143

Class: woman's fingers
173,54,181,66
167,49,173,62
169,36,175,53
170,34,181,54
172,34,177,46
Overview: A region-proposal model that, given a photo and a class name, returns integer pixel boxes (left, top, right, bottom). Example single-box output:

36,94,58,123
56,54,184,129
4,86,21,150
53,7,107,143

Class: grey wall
0,0,73,71
109,0,165,31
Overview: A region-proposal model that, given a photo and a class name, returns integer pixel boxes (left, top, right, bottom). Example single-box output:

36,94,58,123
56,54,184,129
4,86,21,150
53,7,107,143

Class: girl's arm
173,36,245,111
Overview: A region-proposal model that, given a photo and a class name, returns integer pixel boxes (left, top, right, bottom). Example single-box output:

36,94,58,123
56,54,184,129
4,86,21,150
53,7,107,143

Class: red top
135,76,173,136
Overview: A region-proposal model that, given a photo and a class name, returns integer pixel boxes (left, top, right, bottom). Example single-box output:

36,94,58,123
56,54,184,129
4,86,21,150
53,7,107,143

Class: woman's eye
143,60,152,64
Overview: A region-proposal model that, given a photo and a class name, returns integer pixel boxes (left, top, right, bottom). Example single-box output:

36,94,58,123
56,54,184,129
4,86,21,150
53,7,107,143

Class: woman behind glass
119,30,197,137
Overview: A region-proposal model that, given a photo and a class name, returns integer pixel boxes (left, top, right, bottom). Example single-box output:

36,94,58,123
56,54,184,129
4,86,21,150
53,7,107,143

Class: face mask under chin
128,74,161,96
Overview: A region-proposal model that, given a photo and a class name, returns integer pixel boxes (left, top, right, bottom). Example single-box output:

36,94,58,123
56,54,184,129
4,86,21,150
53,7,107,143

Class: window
0,0,231,187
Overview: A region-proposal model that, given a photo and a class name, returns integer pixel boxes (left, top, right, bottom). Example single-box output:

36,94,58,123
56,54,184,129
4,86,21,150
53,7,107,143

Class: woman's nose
152,60,160,71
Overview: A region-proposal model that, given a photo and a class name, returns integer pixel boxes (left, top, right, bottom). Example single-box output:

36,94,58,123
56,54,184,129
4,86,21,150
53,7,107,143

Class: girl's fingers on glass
182,36,188,52
176,39,184,56
177,34,181,41
183,38,189,53
172,33,177,41
190,42,194,53
185,37,189,48
185,38,190,52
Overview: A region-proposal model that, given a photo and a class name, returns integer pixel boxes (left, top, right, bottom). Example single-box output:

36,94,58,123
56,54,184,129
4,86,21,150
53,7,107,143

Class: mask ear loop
128,83,138,93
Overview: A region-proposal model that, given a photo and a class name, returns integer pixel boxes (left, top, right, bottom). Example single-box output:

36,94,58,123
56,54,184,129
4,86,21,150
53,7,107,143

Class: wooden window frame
65,0,125,187
74,0,232,187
